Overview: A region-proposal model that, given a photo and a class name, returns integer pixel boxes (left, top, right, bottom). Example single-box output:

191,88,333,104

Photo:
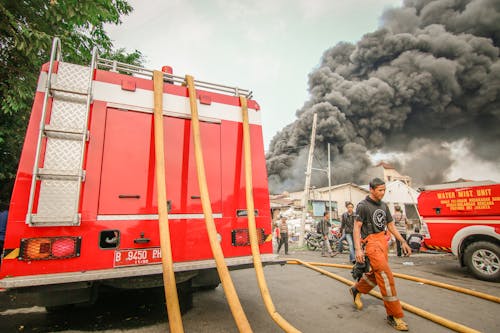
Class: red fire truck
0,38,275,310
418,182,500,281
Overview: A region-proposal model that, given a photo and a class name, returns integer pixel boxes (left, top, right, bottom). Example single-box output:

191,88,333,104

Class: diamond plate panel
53,62,90,93
50,99,87,129
44,138,82,170
37,180,79,217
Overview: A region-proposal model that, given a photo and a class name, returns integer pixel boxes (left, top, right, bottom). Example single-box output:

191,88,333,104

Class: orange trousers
354,231,404,318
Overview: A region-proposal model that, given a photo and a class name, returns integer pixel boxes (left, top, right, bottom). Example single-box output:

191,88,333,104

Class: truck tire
464,241,500,282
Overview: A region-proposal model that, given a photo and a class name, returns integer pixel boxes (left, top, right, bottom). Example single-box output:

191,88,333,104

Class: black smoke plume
266,0,500,193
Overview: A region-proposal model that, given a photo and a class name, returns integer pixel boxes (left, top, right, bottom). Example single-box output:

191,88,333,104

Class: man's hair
369,177,385,189
323,211,329,217
415,228,420,233
345,201,353,208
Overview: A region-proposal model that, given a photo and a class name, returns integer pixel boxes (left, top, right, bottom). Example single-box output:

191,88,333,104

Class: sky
105,0,402,147
105,0,500,183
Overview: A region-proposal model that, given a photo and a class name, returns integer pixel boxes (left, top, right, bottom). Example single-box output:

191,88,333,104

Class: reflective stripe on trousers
354,231,404,318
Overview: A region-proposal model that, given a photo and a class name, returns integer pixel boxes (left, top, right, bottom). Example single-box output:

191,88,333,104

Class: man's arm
387,221,411,255
353,220,364,263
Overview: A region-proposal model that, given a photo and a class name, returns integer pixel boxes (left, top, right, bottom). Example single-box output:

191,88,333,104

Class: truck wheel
464,241,500,282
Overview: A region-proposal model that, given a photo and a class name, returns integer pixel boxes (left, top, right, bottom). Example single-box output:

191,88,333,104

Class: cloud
266,0,500,191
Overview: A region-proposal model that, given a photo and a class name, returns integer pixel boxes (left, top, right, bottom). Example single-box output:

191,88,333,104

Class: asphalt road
1,248,499,333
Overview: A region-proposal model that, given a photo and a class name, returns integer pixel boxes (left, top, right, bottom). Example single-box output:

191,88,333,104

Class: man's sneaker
349,287,363,310
387,316,409,331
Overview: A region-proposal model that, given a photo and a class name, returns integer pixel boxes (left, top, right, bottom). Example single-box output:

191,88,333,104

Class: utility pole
328,143,332,224
299,113,317,247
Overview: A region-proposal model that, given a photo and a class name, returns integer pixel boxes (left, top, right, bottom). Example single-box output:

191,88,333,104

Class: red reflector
232,229,266,246
20,237,81,261
235,232,249,246
52,238,77,257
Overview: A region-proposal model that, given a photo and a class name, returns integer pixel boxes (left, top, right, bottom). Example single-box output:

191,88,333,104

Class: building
269,192,294,221
287,183,369,220
368,162,412,187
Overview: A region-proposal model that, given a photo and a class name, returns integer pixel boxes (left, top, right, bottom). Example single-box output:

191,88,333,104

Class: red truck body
0,41,275,308
418,182,500,281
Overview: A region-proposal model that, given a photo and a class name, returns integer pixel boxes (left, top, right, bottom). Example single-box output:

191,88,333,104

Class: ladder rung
44,125,87,140
51,85,88,96
37,168,83,181
50,90,88,104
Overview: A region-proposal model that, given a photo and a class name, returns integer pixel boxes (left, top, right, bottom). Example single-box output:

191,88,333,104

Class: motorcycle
330,226,350,253
305,231,324,251
305,227,349,252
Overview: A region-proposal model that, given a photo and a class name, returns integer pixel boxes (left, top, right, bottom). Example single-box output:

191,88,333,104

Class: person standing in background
0,209,8,260
339,202,356,263
319,211,336,257
276,215,289,255
393,205,410,257
407,228,424,253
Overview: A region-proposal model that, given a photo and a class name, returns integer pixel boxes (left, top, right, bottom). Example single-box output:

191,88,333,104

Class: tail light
19,236,81,261
232,228,266,246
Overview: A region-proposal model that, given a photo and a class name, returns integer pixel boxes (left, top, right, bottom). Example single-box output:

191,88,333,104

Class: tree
0,0,143,209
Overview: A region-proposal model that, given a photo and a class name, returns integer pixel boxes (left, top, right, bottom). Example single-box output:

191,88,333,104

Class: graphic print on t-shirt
372,209,386,229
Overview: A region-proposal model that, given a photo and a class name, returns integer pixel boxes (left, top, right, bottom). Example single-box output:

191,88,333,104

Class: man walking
349,178,411,331
339,202,356,263
319,211,336,257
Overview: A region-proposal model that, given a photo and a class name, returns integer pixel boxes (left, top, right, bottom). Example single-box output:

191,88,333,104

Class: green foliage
0,0,144,209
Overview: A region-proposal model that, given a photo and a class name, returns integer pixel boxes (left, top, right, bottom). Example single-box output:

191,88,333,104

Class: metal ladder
26,38,96,226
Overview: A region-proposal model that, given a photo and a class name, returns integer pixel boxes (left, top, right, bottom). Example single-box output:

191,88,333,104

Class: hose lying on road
292,261,500,304
240,95,301,333
287,259,481,333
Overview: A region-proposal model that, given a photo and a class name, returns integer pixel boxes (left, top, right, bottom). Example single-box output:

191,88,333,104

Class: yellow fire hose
296,261,500,304
186,75,253,332
240,96,301,333
288,259,481,333
153,71,184,332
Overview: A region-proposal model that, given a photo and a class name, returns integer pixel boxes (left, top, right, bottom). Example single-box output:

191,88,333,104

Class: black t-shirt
355,196,393,239
341,212,355,234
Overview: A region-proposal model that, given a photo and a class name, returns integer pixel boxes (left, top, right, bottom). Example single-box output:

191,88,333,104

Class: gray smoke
266,0,500,193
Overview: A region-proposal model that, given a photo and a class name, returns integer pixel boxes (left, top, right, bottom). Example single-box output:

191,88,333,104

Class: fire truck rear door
97,108,222,215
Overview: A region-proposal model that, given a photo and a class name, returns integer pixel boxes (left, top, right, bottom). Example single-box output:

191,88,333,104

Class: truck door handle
134,232,150,244
191,195,201,199
118,194,141,199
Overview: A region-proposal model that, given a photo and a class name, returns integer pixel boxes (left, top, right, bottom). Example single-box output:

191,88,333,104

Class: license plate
113,248,162,267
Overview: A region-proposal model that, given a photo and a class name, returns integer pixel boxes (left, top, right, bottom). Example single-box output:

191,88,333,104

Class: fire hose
296,261,500,304
186,75,253,332
287,259,485,333
153,70,184,332
240,95,301,333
